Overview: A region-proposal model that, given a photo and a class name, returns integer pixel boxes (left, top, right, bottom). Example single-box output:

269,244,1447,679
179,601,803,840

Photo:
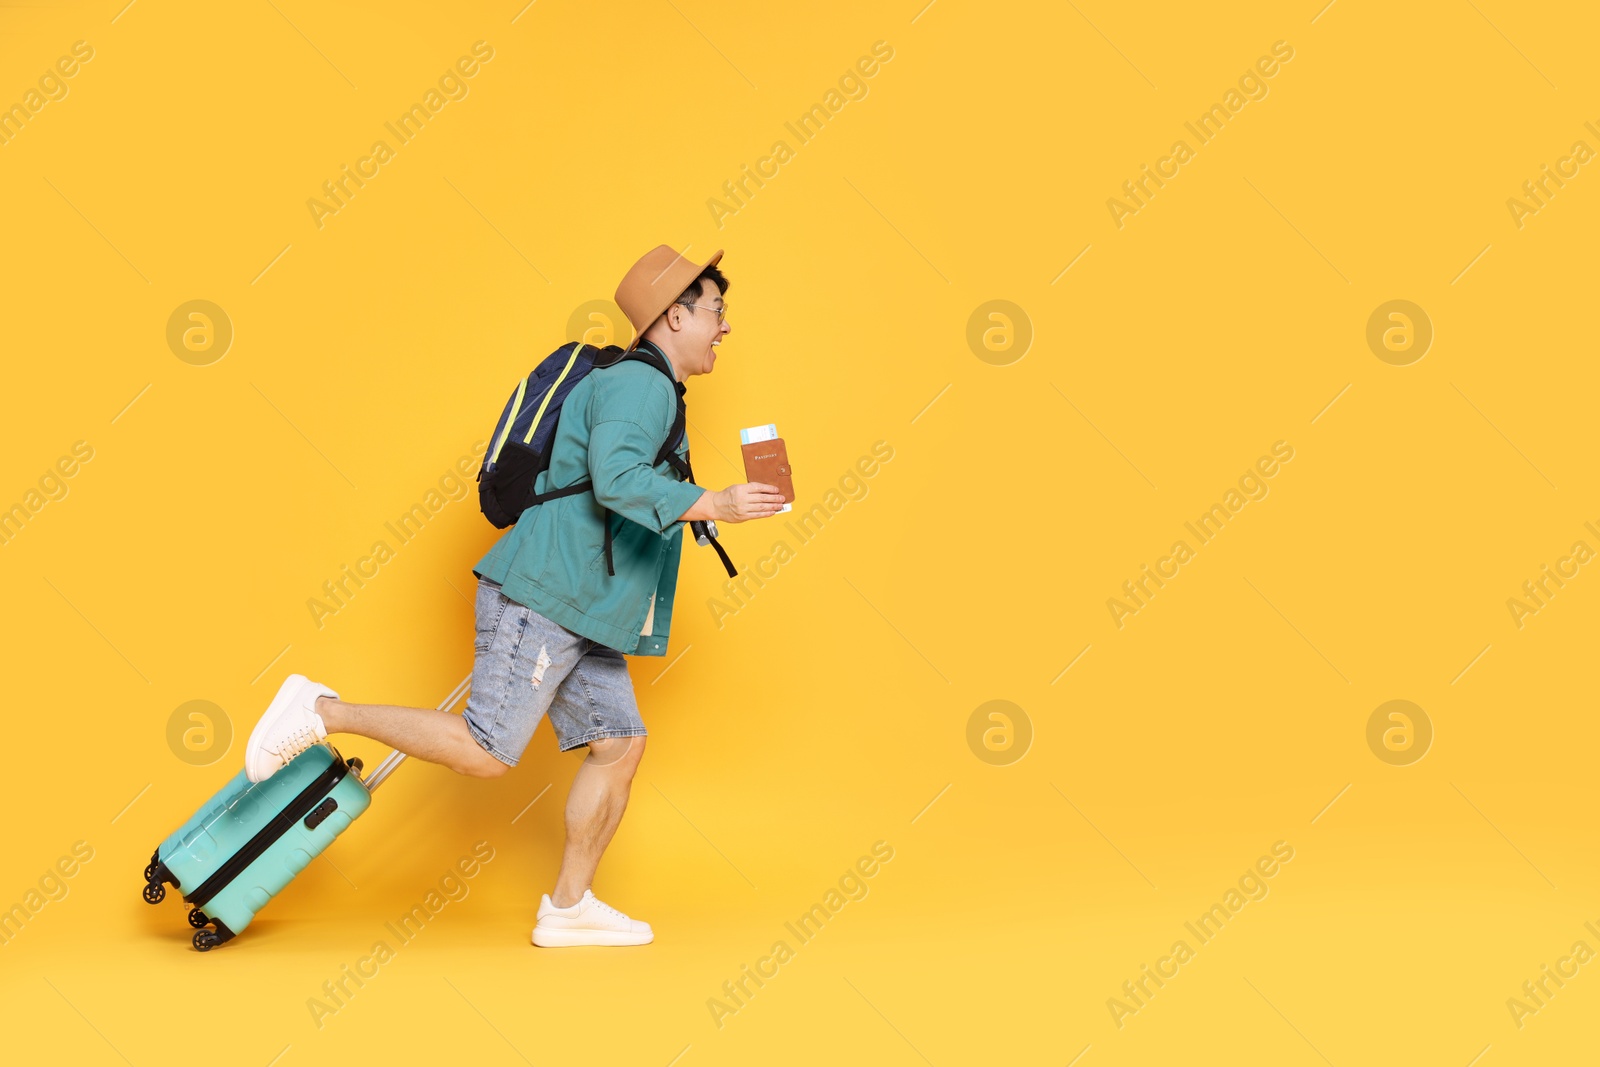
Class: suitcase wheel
142,881,166,905
144,862,159,882
187,908,209,929
193,929,222,952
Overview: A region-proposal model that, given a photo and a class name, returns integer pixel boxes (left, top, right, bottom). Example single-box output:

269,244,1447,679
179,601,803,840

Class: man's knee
462,742,511,779
586,735,645,773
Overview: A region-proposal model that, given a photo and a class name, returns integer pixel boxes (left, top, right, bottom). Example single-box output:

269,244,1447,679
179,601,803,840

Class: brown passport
741,438,795,503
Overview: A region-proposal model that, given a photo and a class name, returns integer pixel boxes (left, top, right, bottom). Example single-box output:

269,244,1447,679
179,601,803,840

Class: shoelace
588,895,627,920
271,722,321,761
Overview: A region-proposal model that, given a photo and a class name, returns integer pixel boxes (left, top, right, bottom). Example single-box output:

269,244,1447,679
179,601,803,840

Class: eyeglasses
678,302,728,324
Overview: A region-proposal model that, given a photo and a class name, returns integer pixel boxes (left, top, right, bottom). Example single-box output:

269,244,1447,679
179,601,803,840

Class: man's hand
678,484,786,524
716,483,787,522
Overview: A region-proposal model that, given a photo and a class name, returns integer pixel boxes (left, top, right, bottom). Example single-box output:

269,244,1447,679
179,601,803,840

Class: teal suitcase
143,676,468,950
143,743,371,950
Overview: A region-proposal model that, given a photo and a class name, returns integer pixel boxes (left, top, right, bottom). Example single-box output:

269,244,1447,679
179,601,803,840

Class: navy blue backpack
476,341,736,577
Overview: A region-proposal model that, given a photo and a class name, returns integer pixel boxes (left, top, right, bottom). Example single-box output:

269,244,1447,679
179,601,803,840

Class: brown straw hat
614,245,724,350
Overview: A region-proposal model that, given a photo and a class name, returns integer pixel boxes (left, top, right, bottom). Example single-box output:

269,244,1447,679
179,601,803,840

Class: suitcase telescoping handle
361,674,471,793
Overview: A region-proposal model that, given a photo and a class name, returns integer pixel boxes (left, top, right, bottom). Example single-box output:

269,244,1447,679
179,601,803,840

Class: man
241,246,784,946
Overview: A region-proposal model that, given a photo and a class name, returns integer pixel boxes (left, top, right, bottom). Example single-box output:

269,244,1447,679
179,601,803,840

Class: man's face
676,280,730,377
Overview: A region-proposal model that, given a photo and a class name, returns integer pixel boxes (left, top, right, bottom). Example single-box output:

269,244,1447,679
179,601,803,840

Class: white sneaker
532,889,654,947
244,674,337,782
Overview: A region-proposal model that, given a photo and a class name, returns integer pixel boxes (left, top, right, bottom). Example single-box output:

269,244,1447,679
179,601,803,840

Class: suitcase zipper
184,751,356,909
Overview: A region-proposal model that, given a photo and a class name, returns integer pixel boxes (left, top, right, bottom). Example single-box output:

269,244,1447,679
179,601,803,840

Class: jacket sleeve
586,384,705,535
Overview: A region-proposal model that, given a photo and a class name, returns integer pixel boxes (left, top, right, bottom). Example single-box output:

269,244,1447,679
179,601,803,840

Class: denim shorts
462,577,646,765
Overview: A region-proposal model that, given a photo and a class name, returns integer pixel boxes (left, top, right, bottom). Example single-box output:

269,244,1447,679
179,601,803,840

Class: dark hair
675,264,729,309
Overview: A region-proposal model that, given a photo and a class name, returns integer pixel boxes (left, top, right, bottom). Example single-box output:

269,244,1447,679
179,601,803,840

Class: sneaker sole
244,674,324,783
531,926,654,947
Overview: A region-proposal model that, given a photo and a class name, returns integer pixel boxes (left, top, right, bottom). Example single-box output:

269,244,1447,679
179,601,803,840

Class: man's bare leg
316,700,643,905
550,736,645,907
315,696,508,778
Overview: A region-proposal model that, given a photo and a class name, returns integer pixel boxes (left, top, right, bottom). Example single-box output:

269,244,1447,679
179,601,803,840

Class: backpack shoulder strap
587,343,739,579
598,344,690,468
656,399,688,471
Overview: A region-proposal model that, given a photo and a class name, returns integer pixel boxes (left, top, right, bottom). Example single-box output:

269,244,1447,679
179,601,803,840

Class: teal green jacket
472,342,707,656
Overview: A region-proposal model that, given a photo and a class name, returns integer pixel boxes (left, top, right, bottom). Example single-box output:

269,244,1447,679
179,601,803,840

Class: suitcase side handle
362,674,471,793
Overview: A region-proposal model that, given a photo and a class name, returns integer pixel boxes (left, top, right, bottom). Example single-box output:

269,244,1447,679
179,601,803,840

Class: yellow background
2,0,1597,1063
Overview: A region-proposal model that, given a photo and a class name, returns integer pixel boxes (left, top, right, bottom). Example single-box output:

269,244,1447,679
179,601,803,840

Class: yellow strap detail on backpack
522,343,586,445
488,376,529,466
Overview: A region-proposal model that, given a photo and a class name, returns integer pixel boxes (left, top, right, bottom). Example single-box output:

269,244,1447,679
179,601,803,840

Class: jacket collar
633,337,686,398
